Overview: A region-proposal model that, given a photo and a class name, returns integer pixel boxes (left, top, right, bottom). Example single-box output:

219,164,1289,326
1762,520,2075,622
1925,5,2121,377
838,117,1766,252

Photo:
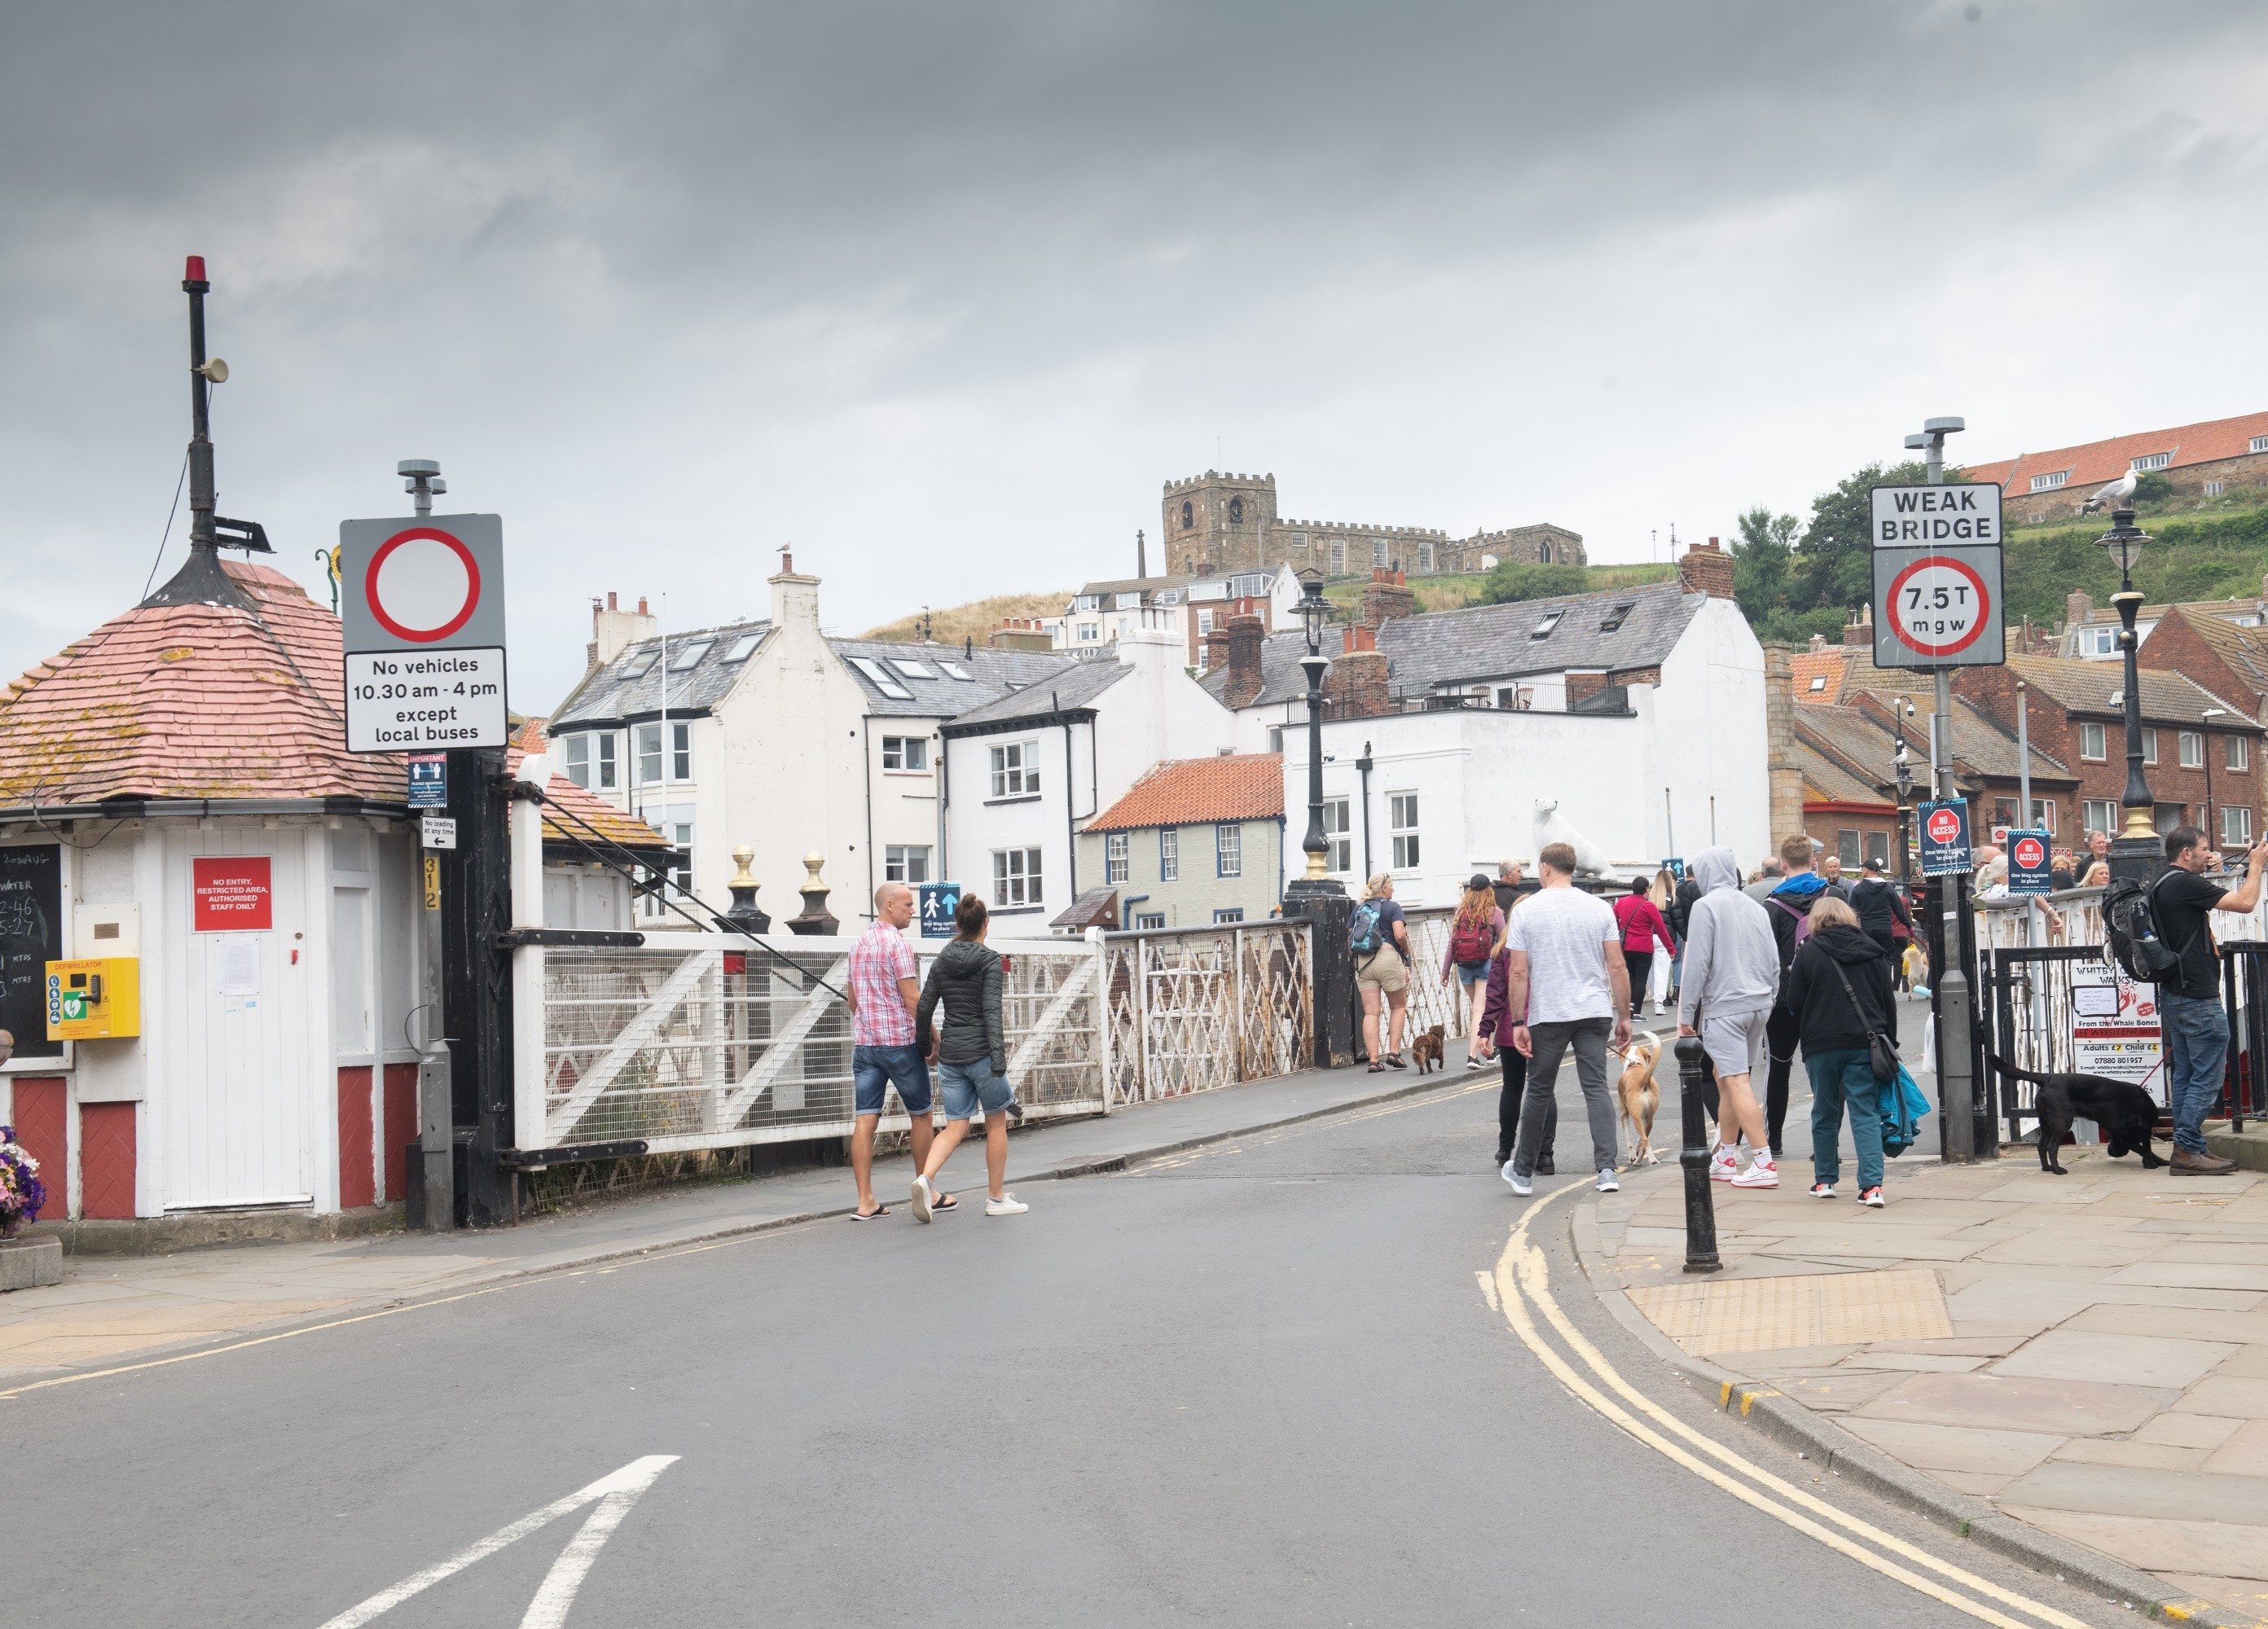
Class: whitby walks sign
339,514,508,752
1869,483,2006,673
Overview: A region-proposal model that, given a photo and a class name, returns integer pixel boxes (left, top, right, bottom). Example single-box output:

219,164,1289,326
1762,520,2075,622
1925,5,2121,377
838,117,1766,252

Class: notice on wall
194,856,274,933
2069,962,2165,1106
213,935,262,999
0,844,63,1060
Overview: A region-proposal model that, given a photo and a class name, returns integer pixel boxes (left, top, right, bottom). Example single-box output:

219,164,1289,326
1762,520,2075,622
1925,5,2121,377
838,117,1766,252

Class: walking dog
1989,1053,2166,1175
1411,1023,1447,1075
1615,1031,1662,1166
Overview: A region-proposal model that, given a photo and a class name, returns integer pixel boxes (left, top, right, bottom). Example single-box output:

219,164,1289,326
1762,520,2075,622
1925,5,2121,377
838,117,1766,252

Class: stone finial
787,850,839,936
713,844,771,933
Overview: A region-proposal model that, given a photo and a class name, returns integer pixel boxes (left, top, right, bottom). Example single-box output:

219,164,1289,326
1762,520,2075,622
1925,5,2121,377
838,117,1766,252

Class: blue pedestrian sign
407,753,447,809
2006,830,2052,895
1919,800,1972,876
918,880,962,940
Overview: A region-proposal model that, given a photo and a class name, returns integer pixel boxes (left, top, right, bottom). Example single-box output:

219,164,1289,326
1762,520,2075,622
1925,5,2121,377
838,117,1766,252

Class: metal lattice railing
524,931,1110,1154
1101,920,1313,1105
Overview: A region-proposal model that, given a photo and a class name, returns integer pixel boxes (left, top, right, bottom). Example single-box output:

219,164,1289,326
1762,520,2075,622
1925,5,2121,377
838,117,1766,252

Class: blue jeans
1807,1047,1886,1192
938,1057,1013,1122
852,1044,933,1116
2160,992,2229,1155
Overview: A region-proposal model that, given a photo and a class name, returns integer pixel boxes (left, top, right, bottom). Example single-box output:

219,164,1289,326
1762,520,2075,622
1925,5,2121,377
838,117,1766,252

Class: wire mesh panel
1399,907,1462,1038
1101,921,1313,1105
528,932,1107,1154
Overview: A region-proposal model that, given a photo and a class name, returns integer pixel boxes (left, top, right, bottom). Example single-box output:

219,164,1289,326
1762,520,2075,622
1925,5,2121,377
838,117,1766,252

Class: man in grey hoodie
1677,846,1786,1188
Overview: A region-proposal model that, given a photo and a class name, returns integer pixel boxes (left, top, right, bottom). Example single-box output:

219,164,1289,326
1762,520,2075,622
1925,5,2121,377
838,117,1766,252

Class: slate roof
829,639,1082,720
1050,887,1120,930
1795,700,2072,804
1204,581,1703,709
1966,410,2268,494
1084,754,1285,833
2142,607,2268,702
2000,654,2262,731
551,619,771,727
943,658,1129,731
0,558,402,808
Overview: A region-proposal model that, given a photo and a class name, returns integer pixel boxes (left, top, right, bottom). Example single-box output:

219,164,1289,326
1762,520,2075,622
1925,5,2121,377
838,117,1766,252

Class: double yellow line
1490,1186,2099,1629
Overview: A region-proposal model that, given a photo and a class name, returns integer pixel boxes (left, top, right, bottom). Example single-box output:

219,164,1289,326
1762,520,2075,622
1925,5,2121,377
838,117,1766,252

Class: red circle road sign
364,527,482,643
2013,835,2047,869
1927,807,1963,845
1886,554,1993,660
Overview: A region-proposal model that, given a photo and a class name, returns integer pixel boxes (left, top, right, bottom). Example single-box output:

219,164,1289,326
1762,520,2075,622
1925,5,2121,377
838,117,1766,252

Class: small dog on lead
1616,1031,1663,1166
1411,1023,1447,1075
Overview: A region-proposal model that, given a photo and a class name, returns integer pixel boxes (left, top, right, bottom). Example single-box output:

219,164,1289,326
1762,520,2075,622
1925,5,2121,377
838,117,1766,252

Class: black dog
1990,1054,2165,1174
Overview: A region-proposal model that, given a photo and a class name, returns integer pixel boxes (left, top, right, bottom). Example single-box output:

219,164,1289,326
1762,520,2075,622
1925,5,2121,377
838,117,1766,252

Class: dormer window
2130,452,2171,472
2029,470,2069,493
1531,610,1564,639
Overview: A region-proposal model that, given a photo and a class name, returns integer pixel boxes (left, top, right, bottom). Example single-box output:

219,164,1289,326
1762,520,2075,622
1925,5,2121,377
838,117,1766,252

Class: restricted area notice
345,646,508,751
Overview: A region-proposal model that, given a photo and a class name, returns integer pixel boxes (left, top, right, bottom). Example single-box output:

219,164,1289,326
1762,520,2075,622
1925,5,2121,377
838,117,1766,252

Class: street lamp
1891,698,1916,885
2098,506,2161,883
1285,569,1344,905
2203,705,2226,854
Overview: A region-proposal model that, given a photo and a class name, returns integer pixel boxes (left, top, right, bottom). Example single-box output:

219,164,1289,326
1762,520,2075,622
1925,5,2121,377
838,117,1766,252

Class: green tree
1794,459,1969,621
1730,506,1798,624
1476,560,1589,605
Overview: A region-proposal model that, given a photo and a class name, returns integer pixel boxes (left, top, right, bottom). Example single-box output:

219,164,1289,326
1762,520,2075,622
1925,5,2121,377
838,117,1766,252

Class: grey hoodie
1677,846,1784,1027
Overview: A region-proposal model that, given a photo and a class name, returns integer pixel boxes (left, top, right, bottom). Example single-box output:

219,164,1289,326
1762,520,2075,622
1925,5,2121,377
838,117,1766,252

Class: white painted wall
943,719,1081,930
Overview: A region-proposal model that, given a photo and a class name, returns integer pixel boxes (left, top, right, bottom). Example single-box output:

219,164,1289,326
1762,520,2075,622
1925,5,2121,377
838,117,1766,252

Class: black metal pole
442,744,516,1227
1675,1037,1721,1274
1300,657,1330,876
182,257,215,551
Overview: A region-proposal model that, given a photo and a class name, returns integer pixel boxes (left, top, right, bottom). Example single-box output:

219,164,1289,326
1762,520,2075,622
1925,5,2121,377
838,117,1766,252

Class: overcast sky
4,2,2264,709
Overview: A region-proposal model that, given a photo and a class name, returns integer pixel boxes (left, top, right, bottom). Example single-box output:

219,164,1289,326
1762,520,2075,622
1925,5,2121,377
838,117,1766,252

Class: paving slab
1836,1416,2064,1475
2003,1508,2268,1583
2001,1460,2268,1526
1988,1329,2239,1389
2140,1413,2247,1449
1856,1372,2178,1436
2205,1419,2268,1477
2050,1438,2213,1471
2178,1376,2268,1420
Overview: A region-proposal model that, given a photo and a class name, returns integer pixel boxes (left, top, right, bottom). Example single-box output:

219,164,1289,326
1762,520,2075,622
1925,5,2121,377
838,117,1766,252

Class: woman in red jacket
1613,876,1677,1019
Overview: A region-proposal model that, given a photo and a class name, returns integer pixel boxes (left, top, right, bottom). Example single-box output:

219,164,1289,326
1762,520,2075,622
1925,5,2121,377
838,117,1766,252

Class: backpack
1349,902,1384,958
1770,894,1814,958
1449,911,1494,964
2103,872,2194,985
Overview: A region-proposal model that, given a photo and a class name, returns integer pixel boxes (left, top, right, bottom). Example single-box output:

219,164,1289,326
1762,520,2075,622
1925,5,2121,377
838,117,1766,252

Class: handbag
1826,956,1900,1083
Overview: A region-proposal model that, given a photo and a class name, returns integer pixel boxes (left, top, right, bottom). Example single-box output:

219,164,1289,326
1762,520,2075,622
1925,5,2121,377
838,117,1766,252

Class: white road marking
315,1456,678,1629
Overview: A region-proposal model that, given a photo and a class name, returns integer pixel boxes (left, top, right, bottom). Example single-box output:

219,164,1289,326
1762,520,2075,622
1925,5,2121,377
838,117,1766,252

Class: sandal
851,1205,889,1221
1368,1062,1386,1074
933,1193,958,1212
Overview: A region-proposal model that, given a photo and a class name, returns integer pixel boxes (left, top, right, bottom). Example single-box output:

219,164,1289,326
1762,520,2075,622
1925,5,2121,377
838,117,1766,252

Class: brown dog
1615,1032,1662,1166
1411,1023,1446,1075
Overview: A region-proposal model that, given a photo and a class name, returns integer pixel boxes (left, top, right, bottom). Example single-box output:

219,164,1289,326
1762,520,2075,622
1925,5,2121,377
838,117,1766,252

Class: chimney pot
637,597,648,615
608,591,618,611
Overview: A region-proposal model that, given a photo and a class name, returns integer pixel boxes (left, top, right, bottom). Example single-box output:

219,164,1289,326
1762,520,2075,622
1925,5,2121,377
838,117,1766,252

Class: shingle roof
829,639,1083,720
943,658,1129,730
503,746,674,854
551,619,771,727
2143,607,2268,702
2000,654,2263,731
1204,582,1702,709
1050,887,1120,930
1084,754,1286,832
1967,411,2268,495
0,558,402,807
1796,700,2071,799
1790,648,1855,702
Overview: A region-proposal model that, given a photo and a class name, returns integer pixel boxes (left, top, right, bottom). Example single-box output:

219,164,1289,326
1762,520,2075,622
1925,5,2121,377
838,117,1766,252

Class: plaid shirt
849,920,918,1047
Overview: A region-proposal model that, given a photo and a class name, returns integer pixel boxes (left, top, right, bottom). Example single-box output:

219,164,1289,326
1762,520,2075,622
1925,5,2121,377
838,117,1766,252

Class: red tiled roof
1967,411,2268,496
512,717,549,753
1788,648,1853,702
504,746,674,854
1084,754,1284,832
0,560,402,807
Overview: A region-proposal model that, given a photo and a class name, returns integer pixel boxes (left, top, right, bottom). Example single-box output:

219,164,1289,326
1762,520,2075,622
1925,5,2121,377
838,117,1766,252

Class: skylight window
619,651,657,678
849,656,913,700
890,657,939,681
938,661,974,680
724,634,761,662
668,639,713,670
1809,676,1828,692
1598,602,1635,632
1530,610,1564,639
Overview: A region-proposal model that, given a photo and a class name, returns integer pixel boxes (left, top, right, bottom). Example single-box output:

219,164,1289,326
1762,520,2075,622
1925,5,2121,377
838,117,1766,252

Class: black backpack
2103,872,2191,984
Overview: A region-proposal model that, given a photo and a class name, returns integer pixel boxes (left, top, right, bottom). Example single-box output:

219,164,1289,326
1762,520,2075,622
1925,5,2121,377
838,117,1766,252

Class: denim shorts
853,1044,933,1116
1455,959,1489,987
938,1057,1014,1122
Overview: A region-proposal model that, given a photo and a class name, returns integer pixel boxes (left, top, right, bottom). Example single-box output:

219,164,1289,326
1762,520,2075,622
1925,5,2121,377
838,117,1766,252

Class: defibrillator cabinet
45,958,141,1041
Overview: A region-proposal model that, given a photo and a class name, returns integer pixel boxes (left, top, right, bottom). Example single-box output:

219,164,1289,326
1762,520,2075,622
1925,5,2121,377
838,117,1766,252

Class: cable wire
140,449,191,604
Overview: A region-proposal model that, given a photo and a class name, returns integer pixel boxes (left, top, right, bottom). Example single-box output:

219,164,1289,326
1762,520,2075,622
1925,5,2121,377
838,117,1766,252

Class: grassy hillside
2003,492,2268,627
859,591,1071,646
1324,560,1677,617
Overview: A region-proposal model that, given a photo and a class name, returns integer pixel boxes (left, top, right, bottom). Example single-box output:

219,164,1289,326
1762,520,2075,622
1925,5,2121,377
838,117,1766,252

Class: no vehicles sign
339,513,508,753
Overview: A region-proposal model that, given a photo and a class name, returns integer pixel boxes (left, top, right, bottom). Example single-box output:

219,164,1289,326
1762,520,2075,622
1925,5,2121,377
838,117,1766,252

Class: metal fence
521,930,1111,1156
1101,920,1313,1104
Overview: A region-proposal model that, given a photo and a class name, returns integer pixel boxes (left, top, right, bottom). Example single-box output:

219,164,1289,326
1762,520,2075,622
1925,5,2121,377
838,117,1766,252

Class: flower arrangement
0,1126,46,1238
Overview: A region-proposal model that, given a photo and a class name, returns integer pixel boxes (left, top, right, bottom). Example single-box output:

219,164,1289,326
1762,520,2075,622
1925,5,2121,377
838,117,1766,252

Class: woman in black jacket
911,893,1027,1220
1780,895,1899,1208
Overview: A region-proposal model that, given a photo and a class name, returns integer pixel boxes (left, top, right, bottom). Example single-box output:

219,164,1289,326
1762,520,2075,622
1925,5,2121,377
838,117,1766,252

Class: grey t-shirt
1504,885,1618,1024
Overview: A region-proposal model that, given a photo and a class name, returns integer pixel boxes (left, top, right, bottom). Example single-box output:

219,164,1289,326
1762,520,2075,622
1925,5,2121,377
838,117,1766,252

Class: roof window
890,657,938,681
667,639,712,671
1598,602,1635,632
619,651,657,678
938,661,974,680
1809,675,1828,692
724,634,761,662
1531,610,1564,639
849,656,912,700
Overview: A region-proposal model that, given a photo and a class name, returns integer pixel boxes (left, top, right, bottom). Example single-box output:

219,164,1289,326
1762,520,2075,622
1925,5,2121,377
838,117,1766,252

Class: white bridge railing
1101,920,1313,1104
516,930,1111,1156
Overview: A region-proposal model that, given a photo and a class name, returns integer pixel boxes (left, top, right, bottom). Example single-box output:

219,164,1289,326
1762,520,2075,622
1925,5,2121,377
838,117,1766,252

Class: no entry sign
339,512,508,752
1919,799,1972,876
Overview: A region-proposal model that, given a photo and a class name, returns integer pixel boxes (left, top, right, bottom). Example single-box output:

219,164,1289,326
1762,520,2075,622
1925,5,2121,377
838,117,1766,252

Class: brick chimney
1360,568,1417,628
990,617,1055,652
1677,538,1736,599
1808,633,1828,653
1842,604,1872,648
1223,614,1266,709
2065,590,2094,631
1324,641,1389,718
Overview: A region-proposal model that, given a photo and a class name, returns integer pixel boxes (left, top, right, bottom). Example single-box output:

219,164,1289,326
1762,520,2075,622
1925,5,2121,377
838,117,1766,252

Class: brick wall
1325,649,1389,719
1223,615,1267,709
2134,611,2268,824
1679,538,1737,600
1360,570,1416,628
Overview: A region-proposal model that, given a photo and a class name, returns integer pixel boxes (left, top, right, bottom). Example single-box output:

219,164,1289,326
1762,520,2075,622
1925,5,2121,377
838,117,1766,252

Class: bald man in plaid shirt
845,882,942,1218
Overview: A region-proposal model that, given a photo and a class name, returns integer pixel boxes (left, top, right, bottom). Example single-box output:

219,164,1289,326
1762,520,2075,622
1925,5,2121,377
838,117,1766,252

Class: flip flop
852,1205,890,1221
933,1194,958,1211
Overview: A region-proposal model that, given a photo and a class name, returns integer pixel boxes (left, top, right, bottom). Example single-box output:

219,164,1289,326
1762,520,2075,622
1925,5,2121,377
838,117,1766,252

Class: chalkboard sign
0,845,63,1060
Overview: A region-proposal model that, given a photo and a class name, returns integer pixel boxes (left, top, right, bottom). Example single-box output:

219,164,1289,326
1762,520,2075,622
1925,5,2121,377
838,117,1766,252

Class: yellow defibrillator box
46,958,141,1041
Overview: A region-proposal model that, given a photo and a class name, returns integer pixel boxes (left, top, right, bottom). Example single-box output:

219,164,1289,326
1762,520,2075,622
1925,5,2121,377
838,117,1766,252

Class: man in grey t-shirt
1501,841,1632,1196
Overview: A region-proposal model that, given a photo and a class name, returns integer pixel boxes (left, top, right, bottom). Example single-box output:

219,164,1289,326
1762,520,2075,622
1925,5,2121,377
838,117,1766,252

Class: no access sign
339,513,508,753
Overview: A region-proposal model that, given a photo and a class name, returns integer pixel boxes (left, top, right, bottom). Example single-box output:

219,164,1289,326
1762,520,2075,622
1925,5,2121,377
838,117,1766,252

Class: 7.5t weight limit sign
1869,484,2006,672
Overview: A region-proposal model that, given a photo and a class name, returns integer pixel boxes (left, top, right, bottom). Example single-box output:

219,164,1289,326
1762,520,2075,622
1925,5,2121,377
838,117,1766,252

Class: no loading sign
1870,539,2005,672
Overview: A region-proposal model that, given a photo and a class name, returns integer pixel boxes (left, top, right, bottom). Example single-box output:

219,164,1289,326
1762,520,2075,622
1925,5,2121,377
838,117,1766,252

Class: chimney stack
1360,569,1417,628
2065,590,2094,634
1842,604,1872,648
1677,537,1735,599
1324,639,1388,718
1223,613,1266,709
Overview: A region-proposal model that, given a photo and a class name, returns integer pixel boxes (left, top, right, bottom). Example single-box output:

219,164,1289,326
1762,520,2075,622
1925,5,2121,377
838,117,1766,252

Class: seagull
2081,468,2138,515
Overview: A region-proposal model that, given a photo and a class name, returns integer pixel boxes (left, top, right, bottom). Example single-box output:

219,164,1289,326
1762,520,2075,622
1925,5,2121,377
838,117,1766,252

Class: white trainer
985,1192,1028,1217
1708,1144,1739,1183
909,1174,934,1223
1731,1157,1779,1189
1596,1168,1620,1193
1502,1161,1532,1197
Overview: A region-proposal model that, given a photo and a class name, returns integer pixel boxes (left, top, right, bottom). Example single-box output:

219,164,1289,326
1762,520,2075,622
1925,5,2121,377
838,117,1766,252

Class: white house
1205,543,1769,905
1046,564,1303,670
547,558,1083,929
940,620,1242,929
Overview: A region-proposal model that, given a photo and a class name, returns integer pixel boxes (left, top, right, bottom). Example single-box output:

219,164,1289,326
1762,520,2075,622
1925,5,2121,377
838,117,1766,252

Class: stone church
1159,470,1584,581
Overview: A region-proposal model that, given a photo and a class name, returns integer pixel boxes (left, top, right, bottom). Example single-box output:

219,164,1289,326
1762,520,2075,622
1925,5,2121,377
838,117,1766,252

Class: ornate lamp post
2203,706,2226,854
1891,698,1916,886
1282,570,1352,1068
2100,508,2163,885
1286,570,1342,902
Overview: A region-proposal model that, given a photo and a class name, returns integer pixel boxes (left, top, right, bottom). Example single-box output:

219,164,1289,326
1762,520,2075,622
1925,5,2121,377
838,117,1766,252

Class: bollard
1674,1036,1722,1275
